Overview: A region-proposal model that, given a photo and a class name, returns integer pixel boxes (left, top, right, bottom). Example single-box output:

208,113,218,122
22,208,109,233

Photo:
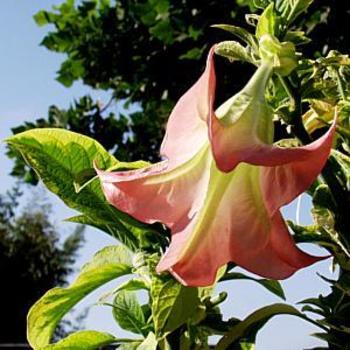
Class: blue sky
0,1,336,348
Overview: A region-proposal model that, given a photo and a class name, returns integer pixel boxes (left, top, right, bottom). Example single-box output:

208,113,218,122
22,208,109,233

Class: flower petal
209,54,335,174
96,145,211,231
260,120,336,216
231,212,325,280
209,62,274,172
210,109,335,172
160,46,216,167
156,162,326,286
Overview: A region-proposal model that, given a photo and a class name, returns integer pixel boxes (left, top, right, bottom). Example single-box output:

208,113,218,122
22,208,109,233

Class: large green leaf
216,304,302,350
40,330,116,350
27,246,132,349
6,128,157,251
151,276,200,336
219,272,286,300
112,291,147,335
114,278,149,293
212,24,258,46
99,278,149,305
256,3,278,38
215,41,256,65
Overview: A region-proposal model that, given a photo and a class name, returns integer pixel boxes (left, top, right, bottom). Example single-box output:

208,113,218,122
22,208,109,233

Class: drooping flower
96,46,335,287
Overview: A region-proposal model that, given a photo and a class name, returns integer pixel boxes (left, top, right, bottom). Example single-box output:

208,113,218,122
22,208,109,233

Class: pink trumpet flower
96,46,335,287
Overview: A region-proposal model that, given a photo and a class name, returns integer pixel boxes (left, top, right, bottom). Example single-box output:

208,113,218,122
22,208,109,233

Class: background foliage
0,188,83,343
8,0,349,185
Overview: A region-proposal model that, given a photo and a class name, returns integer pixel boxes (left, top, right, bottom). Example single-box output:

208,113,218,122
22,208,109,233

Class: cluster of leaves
0,188,84,343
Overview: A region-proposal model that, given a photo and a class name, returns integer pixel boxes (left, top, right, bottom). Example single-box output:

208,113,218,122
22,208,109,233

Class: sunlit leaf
151,276,200,335
40,331,116,350
216,304,303,349
27,246,132,349
112,291,147,335
220,272,286,300
6,128,158,251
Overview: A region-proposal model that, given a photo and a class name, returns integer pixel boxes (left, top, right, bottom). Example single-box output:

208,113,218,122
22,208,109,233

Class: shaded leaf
287,0,314,23
212,24,258,49
331,150,350,191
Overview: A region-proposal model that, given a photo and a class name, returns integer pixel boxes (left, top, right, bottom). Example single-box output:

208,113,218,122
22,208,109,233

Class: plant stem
334,69,347,102
278,74,296,112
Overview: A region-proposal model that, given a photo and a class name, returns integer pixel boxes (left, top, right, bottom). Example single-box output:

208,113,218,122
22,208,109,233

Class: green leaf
66,213,164,251
33,10,51,26
284,30,311,46
6,128,157,251
115,278,149,293
152,0,170,15
256,3,278,38
118,343,142,350
151,276,200,335
331,150,350,191
180,46,206,60
215,41,256,65
212,24,258,49
259,34,297,76
309,184,350,257
288,221,337,250
286,0,314,23
220,272,286,300
65,214,114,233
199,265,227,300
112,291,147,335
99,278,149,305
40,330,116,350
312,184,336,212
138,332,158,350
216,304,302,349
240,342,255,350
27,246,132,349
312,332,344,347
149,19,174,44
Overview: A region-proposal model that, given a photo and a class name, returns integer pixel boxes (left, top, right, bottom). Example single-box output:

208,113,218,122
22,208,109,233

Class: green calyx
259,34,297,76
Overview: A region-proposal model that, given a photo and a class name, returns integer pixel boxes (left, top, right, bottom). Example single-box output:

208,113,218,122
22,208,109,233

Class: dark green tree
0,187,83,343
